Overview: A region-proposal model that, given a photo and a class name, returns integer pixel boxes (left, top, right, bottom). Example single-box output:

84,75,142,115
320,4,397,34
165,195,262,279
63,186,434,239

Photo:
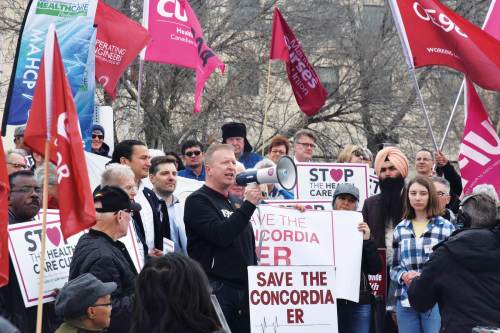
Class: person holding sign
54,273,116,333
390,176,455,333
0,170,59,333
69,186,141,333
332,183,381,333
184,144,263,333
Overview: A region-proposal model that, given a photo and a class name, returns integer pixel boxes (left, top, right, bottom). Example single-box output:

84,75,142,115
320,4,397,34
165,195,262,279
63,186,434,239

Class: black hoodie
408,224,500,333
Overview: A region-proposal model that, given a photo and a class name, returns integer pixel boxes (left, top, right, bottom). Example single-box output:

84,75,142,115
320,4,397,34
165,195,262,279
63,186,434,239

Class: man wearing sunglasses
91,124,110,157
0,170,59,333
178,139,206,181
69,186,141,333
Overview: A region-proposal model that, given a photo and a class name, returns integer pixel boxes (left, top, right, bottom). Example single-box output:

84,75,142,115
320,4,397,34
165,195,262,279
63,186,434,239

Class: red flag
270,7,327,116
24,27,96,239
458,80,500,196
0,137,10,287
95,1,151,99
389,0,500,91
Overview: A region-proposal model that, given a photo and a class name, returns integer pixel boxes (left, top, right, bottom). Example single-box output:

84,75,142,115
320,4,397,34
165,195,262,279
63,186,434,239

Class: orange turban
374,147,409,178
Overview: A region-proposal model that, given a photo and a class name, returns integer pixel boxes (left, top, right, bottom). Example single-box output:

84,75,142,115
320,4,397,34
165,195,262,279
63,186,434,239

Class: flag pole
410,69,439,151
136,59,144,115
439,80,464,151
388,0,439,151
35,140,51,333
261,60,272,155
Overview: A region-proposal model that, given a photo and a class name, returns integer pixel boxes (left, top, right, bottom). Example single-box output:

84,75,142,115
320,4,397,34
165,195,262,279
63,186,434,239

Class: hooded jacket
408,224,500,332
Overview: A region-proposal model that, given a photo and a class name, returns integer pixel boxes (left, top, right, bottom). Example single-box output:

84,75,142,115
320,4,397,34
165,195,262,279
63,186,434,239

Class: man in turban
363,146,409,253
362,146,409,333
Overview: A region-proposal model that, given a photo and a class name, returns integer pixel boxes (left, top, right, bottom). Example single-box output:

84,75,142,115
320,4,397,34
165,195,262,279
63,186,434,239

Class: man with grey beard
149,156,186,254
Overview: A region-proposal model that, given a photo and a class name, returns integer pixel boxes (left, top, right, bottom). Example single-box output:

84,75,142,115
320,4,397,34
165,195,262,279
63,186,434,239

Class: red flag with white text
0,137,10,287
389,0,500,91
95,1,151,98
270,7,327,116
24,28,96,239
458,80,500,196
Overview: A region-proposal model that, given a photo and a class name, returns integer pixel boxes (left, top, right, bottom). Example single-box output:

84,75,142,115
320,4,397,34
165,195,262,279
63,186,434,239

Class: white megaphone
235,156,297,191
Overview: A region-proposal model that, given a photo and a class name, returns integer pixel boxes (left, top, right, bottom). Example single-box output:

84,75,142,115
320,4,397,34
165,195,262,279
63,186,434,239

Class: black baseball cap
94,186,141,213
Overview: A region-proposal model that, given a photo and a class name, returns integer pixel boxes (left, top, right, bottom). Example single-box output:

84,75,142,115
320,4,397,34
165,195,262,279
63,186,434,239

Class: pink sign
458,80,500,196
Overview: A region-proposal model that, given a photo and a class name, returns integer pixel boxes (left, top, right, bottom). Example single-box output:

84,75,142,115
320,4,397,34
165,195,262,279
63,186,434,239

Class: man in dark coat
69,186,141,333
0,170,59,333
408,193,500,332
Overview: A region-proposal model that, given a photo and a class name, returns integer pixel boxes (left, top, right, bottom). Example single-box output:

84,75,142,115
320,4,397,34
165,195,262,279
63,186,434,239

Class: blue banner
5,0,97,129
75,28,96,151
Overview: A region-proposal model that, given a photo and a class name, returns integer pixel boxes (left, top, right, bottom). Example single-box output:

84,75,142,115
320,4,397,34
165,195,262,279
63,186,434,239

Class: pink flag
458,79,500,196
142,0,224,112
484,0,500,40
389,0,500,91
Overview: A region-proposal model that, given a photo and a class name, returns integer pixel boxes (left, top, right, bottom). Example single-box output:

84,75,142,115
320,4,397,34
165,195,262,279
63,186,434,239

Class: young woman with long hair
390,176,455,333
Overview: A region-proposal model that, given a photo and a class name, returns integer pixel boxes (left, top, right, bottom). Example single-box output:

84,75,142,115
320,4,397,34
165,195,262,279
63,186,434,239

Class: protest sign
266,199,329,210
294,163,369,210
8,210,81,307
251,205,363,302
8,210,143,307
368,248,387,299
368,168,380,196
248,265,337,333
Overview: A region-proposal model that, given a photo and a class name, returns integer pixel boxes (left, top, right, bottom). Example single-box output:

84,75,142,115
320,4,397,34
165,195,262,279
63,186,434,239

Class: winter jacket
408,224,500,332
69,229,137,333
184,185,257,289
362,194,387,249
436,162,462,213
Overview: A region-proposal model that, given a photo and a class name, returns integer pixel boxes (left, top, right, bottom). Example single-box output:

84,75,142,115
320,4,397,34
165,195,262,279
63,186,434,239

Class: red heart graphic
330,168,343,182
46,227,61,247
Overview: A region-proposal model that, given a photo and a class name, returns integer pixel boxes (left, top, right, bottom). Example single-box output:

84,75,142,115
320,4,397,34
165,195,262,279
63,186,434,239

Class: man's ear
86,306,96,319
119,157,128,165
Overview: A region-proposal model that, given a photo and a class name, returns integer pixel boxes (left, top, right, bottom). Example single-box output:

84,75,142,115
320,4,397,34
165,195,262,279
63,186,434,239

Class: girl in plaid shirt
390,176,455,333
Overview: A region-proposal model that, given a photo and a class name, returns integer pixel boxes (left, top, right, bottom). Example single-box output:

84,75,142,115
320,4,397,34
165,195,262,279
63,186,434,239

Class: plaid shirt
390,216,455,303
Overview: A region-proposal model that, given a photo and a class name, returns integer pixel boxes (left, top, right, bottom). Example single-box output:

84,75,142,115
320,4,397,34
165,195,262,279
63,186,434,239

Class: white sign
266,200,330,210
248,265,337,333
294,163,369,210
251,205,363,302
368,168,380,196
8,210,144,307
8,211,82,307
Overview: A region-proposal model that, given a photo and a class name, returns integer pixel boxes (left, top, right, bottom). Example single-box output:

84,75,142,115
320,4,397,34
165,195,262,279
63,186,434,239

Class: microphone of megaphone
235,156,297,191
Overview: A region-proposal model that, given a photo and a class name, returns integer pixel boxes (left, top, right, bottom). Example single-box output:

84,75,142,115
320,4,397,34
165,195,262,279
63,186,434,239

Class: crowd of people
0,121,499,333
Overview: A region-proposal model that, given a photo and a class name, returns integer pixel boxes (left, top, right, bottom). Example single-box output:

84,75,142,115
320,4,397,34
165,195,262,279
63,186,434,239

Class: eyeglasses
11,186,42,194
436,191,449,197
8,162,28,169
296,142,316,149
185,150,201,157
92,134,104,139
91,303,112,308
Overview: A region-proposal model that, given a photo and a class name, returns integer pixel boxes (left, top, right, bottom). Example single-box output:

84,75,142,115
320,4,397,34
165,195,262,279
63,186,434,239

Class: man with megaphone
184,144,263,333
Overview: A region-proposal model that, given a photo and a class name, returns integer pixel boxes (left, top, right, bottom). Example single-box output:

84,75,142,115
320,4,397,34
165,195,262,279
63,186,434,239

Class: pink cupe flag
142,0,224,112
458,79,500,196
